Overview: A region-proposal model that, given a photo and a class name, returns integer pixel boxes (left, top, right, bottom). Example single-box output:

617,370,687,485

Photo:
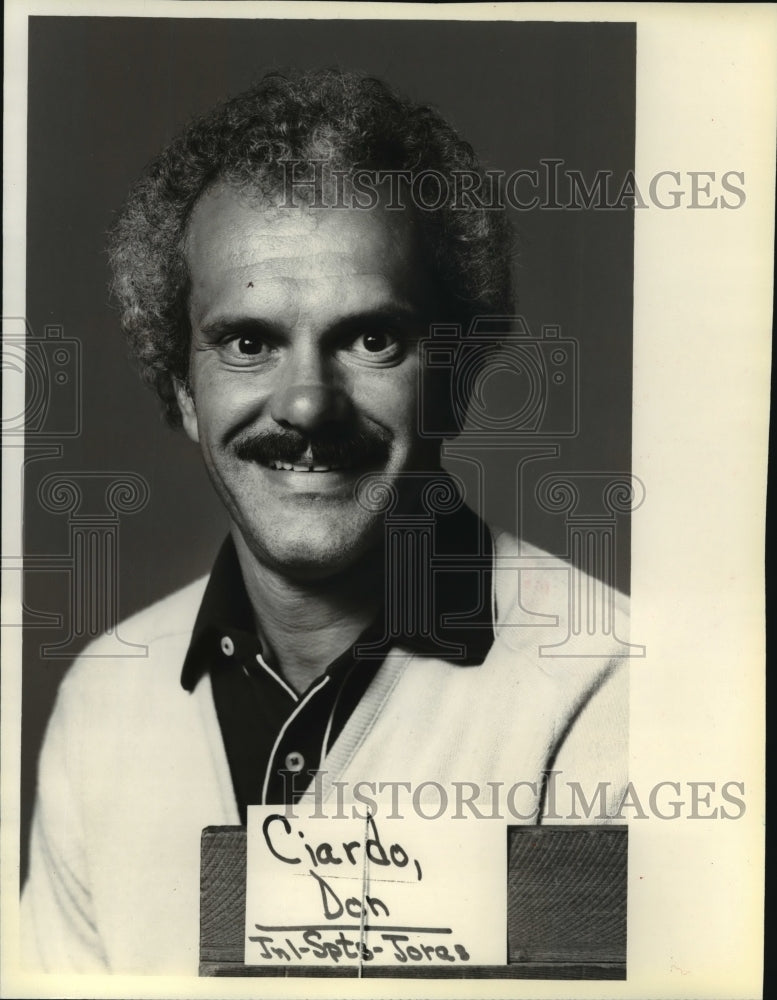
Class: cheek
193,372,270,440
354,366,422,432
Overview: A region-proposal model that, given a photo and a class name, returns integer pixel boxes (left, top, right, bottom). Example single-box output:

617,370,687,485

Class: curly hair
108,68,515,426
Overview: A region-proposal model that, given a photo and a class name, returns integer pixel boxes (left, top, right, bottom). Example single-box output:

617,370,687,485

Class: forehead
184,184,429,326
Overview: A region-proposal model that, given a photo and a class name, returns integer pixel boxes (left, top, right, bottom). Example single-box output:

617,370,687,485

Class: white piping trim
260,674,331,804
489,525,499,631
254,652,299,703
318,660,359,773
319,702,337,774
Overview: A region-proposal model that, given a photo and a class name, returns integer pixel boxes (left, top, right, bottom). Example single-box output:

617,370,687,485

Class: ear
173,378,199,443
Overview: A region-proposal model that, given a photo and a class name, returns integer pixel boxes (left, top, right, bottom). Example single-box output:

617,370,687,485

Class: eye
219,331,276,365
349,328,404,363
234,334,266,356
361,331,393,353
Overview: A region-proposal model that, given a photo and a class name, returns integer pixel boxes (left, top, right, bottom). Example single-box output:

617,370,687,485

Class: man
22,69,628,973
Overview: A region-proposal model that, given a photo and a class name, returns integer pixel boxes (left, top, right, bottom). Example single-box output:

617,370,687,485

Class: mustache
232,426,392,468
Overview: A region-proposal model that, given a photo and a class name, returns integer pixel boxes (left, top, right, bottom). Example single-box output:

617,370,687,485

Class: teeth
266,460,344,472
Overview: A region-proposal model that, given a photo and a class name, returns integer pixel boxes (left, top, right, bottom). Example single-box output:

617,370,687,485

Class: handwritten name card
245,804,506,968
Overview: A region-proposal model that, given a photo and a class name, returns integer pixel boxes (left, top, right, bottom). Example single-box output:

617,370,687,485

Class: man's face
176,184,442,581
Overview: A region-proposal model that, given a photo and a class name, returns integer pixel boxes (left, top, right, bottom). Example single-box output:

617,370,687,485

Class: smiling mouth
265,459,347,473
236,432,391,476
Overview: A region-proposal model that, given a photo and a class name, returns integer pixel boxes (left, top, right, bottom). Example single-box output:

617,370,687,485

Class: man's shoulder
491,528,630,619
59,575,209,700
488,528,631,686
87,574,208,652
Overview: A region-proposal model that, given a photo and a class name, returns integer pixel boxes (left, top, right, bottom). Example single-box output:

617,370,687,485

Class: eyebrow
197,306,427,343
329,307,427,341
198,316,281,342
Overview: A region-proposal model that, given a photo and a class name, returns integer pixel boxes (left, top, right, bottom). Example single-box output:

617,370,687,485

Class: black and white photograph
1,2,771,997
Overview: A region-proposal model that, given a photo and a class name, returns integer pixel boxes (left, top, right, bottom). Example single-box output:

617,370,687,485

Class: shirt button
220,635,234,656
285,752,305,772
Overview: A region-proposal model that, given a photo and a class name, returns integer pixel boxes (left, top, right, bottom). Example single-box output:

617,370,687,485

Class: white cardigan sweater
21,533,629,974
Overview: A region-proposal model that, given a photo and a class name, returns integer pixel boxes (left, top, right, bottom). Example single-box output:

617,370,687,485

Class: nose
269,351,353,433
270,384,353,432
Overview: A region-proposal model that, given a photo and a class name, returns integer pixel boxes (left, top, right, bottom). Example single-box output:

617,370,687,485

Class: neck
232,531,383,694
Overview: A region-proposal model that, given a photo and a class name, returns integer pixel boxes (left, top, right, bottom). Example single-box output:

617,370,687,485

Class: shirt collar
180,500,494,692
180,538,256,692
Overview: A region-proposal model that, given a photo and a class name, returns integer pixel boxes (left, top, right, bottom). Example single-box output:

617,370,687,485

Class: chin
246,521,383,582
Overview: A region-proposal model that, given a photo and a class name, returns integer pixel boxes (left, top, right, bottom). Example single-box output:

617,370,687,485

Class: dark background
21,17,635,881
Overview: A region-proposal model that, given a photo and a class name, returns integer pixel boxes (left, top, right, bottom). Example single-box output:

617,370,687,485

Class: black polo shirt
181,503,494,822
